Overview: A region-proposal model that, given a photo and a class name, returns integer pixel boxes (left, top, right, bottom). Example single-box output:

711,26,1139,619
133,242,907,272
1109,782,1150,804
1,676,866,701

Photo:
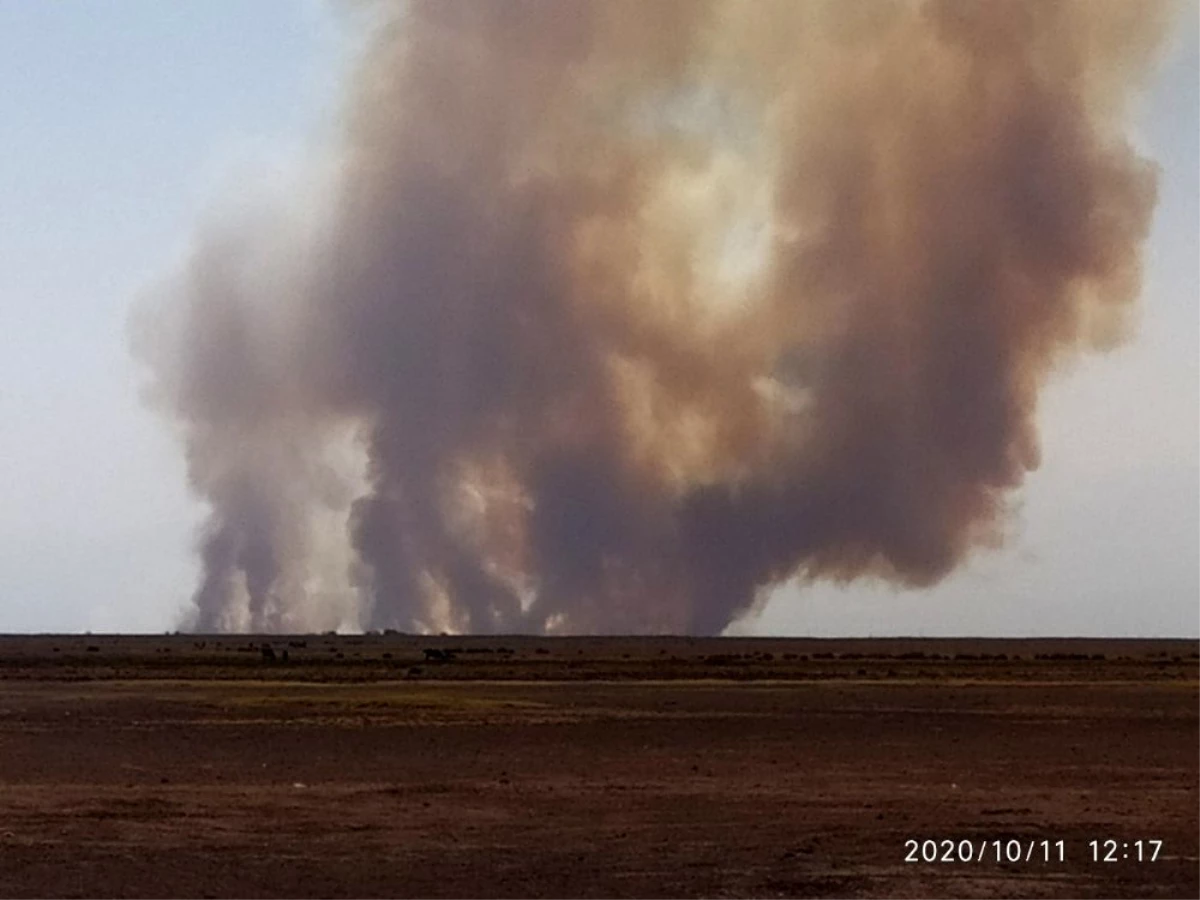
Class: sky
0,1,1196,636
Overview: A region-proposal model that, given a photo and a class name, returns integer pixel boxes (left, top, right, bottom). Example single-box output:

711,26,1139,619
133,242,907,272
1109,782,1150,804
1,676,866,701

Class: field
0,635,1196,898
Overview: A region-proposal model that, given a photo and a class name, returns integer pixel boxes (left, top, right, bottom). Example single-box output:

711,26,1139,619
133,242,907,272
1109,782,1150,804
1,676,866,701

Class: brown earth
0,636,1196,898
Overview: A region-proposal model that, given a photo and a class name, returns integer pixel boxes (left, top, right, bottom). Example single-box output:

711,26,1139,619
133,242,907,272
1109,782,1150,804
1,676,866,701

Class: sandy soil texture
0,636,1196,898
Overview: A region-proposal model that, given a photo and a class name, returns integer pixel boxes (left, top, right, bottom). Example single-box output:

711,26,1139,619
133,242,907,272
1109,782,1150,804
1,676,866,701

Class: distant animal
261,645,277,662
423,648,453,662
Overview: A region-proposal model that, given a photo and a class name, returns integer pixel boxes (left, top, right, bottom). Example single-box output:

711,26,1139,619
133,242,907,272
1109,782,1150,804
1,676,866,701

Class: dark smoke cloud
133,0,1172,634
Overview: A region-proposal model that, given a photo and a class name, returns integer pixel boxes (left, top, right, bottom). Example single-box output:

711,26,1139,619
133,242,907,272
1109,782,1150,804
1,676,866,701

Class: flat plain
0,634,1196,899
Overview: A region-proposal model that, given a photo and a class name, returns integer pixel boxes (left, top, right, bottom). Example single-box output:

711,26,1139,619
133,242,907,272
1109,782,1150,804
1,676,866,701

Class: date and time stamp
904,838,1167,865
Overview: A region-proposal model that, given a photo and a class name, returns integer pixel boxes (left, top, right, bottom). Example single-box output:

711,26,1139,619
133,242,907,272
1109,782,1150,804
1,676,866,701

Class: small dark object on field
407,666,422,676
281,649,289,663
382,652,392,660
194,641,207,650
289,640,307,649
261,645,276,662
86,646,99,653
423,648,451,662
535,647,549,655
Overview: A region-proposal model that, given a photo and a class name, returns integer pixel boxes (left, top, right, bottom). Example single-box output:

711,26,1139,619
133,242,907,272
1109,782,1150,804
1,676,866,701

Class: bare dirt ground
0,636,1196,898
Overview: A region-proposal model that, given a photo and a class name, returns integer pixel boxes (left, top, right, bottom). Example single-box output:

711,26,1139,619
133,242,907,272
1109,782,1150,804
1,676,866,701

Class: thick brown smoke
133,0,1171,634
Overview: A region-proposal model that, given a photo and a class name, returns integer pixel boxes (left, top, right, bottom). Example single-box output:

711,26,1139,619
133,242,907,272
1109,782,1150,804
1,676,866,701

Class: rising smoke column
133,0,1173,634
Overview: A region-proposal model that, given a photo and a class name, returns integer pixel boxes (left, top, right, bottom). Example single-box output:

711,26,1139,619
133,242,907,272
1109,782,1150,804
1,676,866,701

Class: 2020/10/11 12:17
903,839,1169,865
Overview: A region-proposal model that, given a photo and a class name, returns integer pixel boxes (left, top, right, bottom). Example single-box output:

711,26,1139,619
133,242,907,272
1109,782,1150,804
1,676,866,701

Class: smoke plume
133,0,1172,634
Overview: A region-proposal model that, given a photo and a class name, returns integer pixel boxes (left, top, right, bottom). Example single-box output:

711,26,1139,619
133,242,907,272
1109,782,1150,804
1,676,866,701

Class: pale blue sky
0,2,1195,635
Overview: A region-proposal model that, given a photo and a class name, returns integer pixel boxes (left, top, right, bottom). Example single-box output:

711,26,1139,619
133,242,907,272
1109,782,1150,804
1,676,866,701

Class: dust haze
132,0,1173,634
